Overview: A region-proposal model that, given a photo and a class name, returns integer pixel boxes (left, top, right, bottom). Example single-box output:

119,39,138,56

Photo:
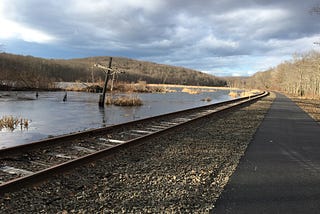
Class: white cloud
68,0,165,19
198,35,239,50
1,0,320,76
217,8,289,23
0,18,55,43
211,8,291,40
265,35,320,54
0,1,55,43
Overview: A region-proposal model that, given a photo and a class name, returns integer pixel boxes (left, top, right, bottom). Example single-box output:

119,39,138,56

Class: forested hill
0,53,226,89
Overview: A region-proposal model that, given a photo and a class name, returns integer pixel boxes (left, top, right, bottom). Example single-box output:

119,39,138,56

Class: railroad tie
128,132,144,137
172,117,191,123
97,143,118,147
73,146,97,153
98,138,108,142
30,161,50,167
131,130,154,134
107,139,126,144
150,125,168,129
54,153,78,159
144,127,163,132
160,121,178,126
0,166,33,176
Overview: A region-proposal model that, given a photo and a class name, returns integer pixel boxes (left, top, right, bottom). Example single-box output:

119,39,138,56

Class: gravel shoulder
0,93,275,213
290,96,320,123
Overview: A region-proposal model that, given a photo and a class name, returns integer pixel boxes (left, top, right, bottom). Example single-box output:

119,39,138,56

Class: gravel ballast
1,94,274,213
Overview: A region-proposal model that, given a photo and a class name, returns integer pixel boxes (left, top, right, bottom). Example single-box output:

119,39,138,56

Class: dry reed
106,94,143,106
182,88,200,94
228,91,239,98
240,90,261,98
0,115,30,131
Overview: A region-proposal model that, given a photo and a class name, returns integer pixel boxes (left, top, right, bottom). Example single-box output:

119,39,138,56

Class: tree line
0,53,226,90
227,51,320,98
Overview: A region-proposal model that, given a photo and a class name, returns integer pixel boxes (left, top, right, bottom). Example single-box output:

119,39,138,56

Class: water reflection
99,106,106,126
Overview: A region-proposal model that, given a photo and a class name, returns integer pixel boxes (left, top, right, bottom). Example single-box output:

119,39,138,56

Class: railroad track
0,91,268,194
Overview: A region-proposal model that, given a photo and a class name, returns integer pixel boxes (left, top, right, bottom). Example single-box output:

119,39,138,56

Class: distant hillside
225,51,320,98
0,53,226,90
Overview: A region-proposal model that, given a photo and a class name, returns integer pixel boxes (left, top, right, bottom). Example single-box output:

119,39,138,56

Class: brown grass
228,91,239,98
112,81,175,93
182,88,200,94
147,84,239,91
106,94,143,106
240,90,261,98
0,115,30,131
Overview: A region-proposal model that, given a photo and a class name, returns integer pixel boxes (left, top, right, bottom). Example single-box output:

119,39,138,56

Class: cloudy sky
1,0,320,76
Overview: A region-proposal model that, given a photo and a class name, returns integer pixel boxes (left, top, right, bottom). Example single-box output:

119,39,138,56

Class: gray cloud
1,0,320,76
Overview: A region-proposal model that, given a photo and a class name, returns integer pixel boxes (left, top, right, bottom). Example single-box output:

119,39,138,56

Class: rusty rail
0,91,268,194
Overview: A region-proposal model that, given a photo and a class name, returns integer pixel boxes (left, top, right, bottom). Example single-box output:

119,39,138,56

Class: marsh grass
182,88,200,94
0,115,30,131
240,90,260,97
230,90,261,98
115,81,174,93
228,91,239,98
106,94,143,106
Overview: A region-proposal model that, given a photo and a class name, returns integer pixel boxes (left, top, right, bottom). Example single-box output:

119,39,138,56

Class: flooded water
0,89,233,149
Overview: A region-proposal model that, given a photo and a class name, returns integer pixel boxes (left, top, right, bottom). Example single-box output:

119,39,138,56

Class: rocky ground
0,93,275,213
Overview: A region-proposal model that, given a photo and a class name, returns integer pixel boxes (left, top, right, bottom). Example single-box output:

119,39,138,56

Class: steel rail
0,92,264,156
0,91,268,194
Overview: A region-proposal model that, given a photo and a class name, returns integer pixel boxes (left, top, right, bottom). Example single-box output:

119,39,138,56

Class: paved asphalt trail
213,93,320,213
